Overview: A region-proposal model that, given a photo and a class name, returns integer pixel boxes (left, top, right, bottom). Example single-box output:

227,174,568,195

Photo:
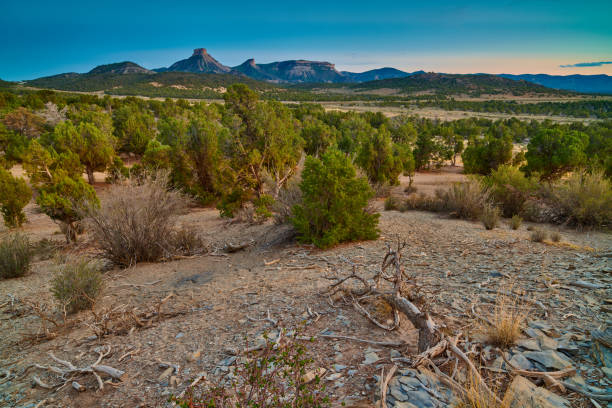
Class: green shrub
523,128,589,180
462,132,513,175
171,334,329,408
0,234,32,279
51,259,103,313
291,149,379,249
36,173,99,242
481,205,500,230
0,168,32,228
510,215,523,230
483,165,538,218
530,229,547,243
542,171,612,228
436,180,490,220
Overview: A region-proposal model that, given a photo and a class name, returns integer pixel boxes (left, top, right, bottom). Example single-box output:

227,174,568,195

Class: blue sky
1,0,611,80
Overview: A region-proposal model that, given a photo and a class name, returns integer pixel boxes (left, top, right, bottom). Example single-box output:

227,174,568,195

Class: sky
1,0,611,80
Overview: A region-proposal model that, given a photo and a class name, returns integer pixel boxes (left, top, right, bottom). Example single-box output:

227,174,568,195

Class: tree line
1,86,610,246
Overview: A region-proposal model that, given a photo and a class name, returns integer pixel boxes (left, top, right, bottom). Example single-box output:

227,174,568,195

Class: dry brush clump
0,233,33,279
436,179,491,220
481,205,500,230
509,215,522,230
86,173,203,266
530,228,548,243
51,258,104,314
482,288,528,349
541,170,612,228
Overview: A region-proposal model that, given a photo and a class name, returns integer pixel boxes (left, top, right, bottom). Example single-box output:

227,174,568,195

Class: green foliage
51,259,103,313
0,234,32,279
301,119,337,156
462,131,513,175
523,128,589,179
291,149,379,248
53,119,117,184
483,165,538,217
356,126,403,185
113,105,156,154
0,168,31,228
223,85,303,208
36,173,99,242
171,334,329,408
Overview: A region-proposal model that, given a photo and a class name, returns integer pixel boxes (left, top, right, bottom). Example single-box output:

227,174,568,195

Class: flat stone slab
503,376,570,408
523,350,574,370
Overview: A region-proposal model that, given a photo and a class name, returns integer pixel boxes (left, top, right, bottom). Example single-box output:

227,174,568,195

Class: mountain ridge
17,48,612,95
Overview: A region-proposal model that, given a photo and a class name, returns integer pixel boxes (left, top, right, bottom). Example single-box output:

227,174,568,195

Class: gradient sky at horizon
1,0,611,80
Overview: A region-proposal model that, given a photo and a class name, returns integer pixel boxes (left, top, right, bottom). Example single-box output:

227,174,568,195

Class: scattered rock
502,376,571,408
363,352,380,365
523,350,574,370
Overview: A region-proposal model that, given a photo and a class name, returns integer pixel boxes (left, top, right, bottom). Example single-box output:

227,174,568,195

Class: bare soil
0,169,610,408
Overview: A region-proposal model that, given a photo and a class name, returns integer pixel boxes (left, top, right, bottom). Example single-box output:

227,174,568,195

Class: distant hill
500,74,612,94
156,48,232,74
340,67,412,82
25,71,276,99
88,61,154,75
293,72,568,96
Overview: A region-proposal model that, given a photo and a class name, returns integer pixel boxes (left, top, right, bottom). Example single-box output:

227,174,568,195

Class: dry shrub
542,170,612,228
403,192,443,212
481,205,500,230
509,215,522,230
87,173,191,266
550,231,561,242
272,179,302,224
456,370,507,408
0,233,32,279
384,195,405,211
171,226,207,256
51,258,104,313
436,180,490,220
484,287,527,349
370,182,393,198
530,229,547,243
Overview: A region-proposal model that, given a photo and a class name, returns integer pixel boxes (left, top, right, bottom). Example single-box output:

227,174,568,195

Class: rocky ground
0,171,610,408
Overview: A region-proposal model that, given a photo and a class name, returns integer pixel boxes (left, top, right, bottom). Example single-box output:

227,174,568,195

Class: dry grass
483,287,527,349
550,231,561,242
86,173,193,266
437,180,490,220
530,229,548,243
0,233,32,279
51,258,104,313
455,370,507,408
509,215,522,230
481,205,500,230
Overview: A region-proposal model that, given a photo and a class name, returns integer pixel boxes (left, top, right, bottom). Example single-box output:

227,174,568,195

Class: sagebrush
86,174,193,266
0,234,32,279
51,258,104,313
